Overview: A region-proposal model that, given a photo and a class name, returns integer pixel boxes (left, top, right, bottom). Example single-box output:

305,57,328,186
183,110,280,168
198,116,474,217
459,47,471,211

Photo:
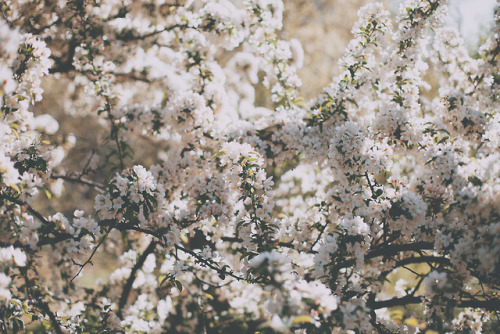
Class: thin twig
70,227,112,282
81,149,97,176
401,264,422,277
310,222,328,252
51,174,105,191
174,244,253,283
365,172,376,196
410,274,427,296
193,273,233,288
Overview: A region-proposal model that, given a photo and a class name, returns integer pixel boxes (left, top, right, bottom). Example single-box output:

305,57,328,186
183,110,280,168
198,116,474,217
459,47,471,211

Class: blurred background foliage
281,0,378,99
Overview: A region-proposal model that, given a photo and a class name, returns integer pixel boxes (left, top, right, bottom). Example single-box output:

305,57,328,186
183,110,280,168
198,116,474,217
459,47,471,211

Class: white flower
425,271,448,293
0,247,27,267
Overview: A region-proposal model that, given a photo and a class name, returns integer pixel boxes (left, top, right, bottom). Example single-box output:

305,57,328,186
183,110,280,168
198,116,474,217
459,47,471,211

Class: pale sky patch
390,0,497,49
446,0,497,48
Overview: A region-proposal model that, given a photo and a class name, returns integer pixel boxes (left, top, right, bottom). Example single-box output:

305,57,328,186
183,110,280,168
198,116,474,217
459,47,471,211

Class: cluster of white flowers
0,246,26,303
188,174,234,224
0,246,26,267
0,272,12,303
248,250,338,332
95,165,162,224
0,0,499,332
451,309,488,334
218,142,277,249
425,270,448,294
0,19,55,198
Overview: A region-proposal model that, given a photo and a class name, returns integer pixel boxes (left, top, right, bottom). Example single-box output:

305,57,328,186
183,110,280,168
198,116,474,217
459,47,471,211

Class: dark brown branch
174,244,253,283
39,301,63,334
0,194,50,225
367,242,434,259
368,293,392,334
410,274,426,296
0,240,28,249
396,255,450,267
310,221,328,252
460,299,500,310
401,264,423,277
100,224,255,284
51,174,104,191
369,295,423,309
49,37,78,74
113,71,153,83
118,26,180,41
364,172,376,196
333,241,436,270
117,240,157,319
221,236,293,249
369,295,500,311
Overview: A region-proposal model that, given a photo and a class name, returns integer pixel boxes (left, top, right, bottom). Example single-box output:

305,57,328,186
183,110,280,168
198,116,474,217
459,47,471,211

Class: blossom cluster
0,0,499,333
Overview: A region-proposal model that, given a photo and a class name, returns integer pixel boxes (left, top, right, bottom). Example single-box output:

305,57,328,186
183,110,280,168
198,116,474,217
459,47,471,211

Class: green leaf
468,176,483,186
174,280,183,291
292,315,313,324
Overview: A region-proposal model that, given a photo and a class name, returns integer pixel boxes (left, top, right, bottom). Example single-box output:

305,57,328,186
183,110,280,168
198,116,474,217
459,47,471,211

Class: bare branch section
117,241,157,319
369,295,500,311
51,174,105,191
38,301,63,334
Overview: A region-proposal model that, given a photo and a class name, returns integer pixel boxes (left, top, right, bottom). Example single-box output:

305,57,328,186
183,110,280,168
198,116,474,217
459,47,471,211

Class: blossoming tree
0,0,499,332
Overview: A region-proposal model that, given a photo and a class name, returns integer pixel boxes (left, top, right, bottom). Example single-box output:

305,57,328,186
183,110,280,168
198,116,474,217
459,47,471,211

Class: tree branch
39,301,63,334
367,242,435,259
50,174,105,191
396,255,450,267
70,227,112,282
220,236,293,249
117,240,157,319
333,241,436,270
369,295,500,311
0,194,50,225
174,244,253,283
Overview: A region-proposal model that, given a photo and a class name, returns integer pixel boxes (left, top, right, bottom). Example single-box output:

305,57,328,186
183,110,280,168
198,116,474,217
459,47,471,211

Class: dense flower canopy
0,0,499,332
